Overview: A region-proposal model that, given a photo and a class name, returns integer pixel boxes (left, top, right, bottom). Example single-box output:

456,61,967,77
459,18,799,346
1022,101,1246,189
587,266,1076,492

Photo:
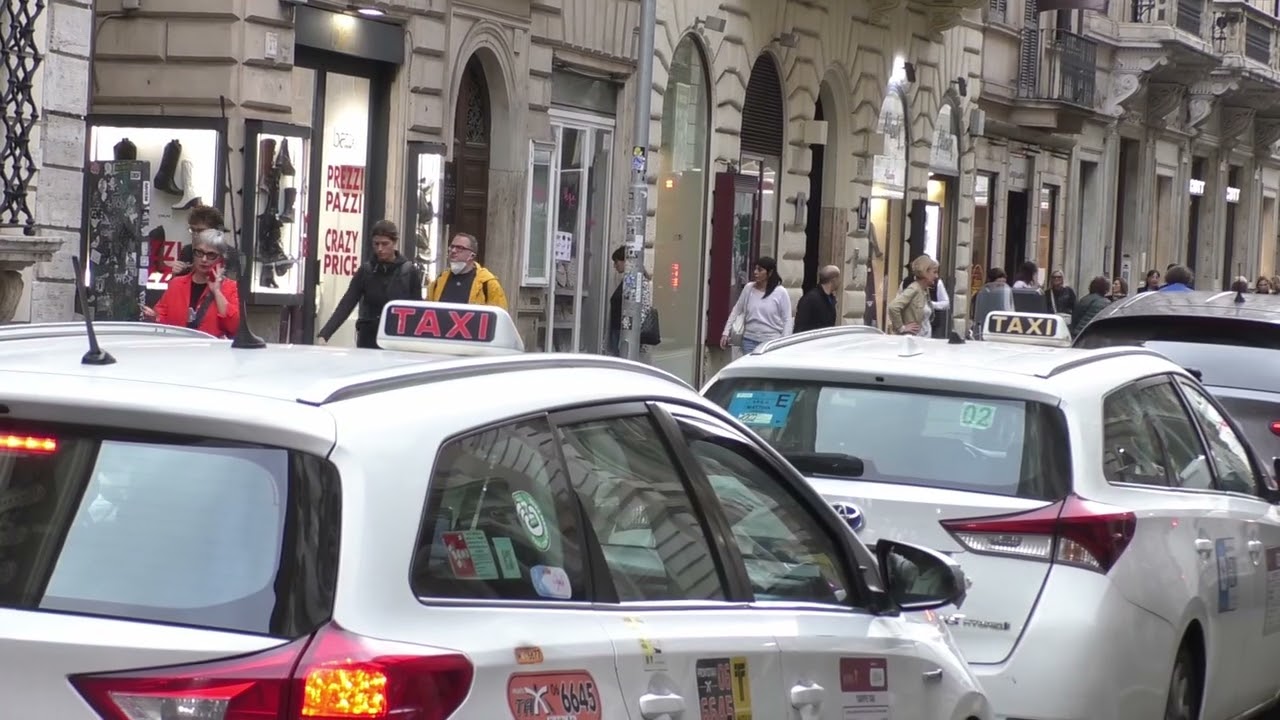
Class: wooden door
453,57,491,261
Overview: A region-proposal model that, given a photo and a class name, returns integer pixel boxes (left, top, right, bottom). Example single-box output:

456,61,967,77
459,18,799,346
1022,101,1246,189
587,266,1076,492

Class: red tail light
1270,421,1280,436
0,433,57,454
70,624,474,720
939,495,1137,574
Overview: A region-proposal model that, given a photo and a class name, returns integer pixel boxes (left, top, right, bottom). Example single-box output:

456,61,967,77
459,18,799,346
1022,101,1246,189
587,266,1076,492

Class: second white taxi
703,313,1280,720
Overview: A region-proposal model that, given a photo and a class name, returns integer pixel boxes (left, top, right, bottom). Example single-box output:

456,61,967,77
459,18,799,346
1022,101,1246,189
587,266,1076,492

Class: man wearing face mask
426,232,508,310
318,219,424,349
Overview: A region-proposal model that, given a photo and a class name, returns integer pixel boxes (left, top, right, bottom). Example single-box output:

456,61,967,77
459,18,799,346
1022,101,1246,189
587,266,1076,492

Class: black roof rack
0,322,216,344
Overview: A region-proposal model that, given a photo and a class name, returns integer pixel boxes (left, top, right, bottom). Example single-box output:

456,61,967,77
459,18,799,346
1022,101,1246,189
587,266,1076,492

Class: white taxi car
0,297,990,720
702,312,1280,720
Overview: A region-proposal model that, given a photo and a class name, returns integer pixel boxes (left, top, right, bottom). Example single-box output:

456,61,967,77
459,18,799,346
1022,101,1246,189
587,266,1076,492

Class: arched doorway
452,56,491,261
804,78,844,298
739,54,785,264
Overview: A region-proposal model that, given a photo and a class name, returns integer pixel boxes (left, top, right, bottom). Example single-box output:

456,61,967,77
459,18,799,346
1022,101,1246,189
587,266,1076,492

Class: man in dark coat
318,219,424,348
794,265,840,333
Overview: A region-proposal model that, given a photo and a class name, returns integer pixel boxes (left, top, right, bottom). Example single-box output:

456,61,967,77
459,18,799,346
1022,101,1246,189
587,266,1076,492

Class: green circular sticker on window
512,490,550,551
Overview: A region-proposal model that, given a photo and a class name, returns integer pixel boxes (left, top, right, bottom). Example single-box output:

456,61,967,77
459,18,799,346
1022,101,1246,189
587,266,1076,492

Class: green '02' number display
960,402,996,430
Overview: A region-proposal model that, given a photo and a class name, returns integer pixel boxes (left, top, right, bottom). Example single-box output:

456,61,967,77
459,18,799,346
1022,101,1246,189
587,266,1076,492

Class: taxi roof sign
377,300,524,355
982,311,1071,348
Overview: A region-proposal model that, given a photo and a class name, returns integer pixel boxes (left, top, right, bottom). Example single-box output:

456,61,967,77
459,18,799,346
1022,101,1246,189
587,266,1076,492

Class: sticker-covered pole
620,0,657,362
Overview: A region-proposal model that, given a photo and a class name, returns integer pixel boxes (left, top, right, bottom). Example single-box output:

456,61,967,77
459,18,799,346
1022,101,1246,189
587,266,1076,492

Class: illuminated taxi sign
377,300,524,355
982,311,1071,348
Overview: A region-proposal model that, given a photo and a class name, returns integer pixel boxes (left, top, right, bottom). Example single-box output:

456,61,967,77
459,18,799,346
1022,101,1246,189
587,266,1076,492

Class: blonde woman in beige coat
888,255,939,336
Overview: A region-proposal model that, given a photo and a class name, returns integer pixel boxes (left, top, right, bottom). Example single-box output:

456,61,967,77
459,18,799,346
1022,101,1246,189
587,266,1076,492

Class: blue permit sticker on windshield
727,391,796,428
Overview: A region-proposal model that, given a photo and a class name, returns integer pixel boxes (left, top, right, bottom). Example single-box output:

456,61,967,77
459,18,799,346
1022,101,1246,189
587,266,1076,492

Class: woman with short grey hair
150,227,241,338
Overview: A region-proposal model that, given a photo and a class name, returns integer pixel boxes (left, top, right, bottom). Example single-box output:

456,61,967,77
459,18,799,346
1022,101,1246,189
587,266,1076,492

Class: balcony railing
1017,28,1098,106
1245,18,1271,63
1130,0,1207,38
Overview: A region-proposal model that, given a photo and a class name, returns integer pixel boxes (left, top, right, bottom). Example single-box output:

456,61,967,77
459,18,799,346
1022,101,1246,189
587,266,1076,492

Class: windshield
0,423,341,637
705,379,1071,500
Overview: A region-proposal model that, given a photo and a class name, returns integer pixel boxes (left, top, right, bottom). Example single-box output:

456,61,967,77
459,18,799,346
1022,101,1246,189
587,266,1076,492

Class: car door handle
1249,540,1264,554
1195,538,1213,556
638,692,685,719
790,684,825,707
923,668,944,682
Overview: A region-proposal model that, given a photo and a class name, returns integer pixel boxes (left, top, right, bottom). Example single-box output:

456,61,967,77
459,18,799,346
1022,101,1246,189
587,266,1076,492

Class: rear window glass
0,425,341,637
1075,317,1280,392
705,379,1071,501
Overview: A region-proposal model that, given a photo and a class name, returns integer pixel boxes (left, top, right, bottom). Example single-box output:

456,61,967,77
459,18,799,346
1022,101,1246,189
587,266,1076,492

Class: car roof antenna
220,94,267,350
70,255,116,366
1234,288,1246,304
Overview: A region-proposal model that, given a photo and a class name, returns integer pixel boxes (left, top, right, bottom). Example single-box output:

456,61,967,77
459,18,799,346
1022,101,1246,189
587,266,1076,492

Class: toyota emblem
831,501,864,531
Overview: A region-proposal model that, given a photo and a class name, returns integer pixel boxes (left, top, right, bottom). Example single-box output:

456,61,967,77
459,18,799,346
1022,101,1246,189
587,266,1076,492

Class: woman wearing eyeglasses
150,228,241,338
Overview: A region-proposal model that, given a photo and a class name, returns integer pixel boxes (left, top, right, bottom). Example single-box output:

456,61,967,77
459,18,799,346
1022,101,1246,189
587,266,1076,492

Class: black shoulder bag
188,288,217,329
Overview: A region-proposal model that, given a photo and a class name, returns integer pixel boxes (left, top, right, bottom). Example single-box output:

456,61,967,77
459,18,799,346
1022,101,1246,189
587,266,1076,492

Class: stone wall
4,0,91,323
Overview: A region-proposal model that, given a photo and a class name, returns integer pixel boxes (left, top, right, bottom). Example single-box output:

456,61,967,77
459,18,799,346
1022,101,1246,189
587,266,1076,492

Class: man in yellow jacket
426,232,508,310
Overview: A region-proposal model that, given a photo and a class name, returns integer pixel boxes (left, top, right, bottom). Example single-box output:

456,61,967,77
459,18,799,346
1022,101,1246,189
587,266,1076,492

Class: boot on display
275,139,296,177
172,159,202,210
258,138,277,191
153,139,183,195
114,138,137,161
279,188,297,223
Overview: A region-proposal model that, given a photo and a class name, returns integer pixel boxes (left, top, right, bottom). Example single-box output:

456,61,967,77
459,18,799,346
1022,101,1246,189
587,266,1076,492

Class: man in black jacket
794,264,840,333
318,219,424,348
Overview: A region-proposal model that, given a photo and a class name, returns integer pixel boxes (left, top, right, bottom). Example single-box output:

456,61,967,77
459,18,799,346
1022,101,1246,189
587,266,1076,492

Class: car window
557,415,726,603
412,418,588,602
1136,380,1214,491
0,428,340,637
704,379,1071,501
1177,380,1259,496
679,426,853,606
1102,385,1173,487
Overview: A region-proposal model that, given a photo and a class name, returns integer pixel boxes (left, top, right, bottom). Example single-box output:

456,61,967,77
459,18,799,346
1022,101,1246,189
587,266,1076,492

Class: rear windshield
704,379,1071,500
0,424,341,637
1075,316,1280,393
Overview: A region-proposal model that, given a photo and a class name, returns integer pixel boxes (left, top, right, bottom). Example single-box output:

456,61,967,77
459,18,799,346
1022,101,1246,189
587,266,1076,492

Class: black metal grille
1048,29,1098,105
0,0,45,235
1246,20,1271,63
1176,0,1203,35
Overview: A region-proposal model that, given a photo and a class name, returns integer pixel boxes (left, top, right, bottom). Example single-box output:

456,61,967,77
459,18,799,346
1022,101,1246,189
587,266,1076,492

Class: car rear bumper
970,565,1175,720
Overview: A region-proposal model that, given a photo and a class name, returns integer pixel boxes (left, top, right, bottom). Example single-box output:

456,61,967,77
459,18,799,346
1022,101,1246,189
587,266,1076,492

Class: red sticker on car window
507,670,601,720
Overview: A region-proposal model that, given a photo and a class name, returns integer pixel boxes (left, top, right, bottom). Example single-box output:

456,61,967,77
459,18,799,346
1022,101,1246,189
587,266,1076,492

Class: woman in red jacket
153,229,240,338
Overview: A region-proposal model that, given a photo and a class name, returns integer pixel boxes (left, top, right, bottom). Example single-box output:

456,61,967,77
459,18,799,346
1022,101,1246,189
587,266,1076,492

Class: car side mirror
874,538,968,612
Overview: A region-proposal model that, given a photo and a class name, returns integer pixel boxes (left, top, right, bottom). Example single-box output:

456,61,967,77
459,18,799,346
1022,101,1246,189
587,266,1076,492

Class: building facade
79,0,983,384
976,0,1280,294
1,0,91,324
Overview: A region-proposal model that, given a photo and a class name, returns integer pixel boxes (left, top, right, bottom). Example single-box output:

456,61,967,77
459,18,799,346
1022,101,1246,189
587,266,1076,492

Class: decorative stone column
0,235,62,322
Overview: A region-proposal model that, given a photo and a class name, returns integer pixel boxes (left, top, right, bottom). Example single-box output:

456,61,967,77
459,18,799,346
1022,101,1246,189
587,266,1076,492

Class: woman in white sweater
719,256,792,353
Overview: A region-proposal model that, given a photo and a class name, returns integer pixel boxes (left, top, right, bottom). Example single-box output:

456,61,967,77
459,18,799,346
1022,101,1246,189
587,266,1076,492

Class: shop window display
406,146,446,283
86,125,222,301
243,123,309,298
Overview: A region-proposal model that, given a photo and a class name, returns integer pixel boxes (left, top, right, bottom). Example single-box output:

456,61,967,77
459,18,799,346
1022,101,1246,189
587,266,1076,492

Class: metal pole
620,0,657,362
